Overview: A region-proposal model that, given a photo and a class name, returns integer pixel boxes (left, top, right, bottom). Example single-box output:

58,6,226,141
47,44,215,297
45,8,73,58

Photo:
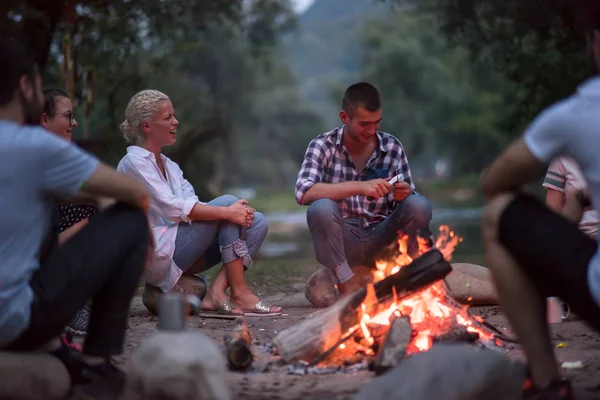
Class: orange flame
344,225,492,357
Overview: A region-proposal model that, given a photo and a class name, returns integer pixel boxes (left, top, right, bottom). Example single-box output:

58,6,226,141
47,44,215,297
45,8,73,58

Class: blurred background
2,0,594,288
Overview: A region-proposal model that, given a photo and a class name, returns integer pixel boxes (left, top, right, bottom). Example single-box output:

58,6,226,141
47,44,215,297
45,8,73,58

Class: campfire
272,226,504,374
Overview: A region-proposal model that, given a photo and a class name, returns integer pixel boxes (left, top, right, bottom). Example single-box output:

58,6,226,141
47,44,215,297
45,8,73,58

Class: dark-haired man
0,38,151,399
480,25,600,400
296,82,432,297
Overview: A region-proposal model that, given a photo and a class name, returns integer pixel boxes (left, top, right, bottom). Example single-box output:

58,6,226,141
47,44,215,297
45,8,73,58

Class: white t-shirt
524,76,600,306
543,157,599,238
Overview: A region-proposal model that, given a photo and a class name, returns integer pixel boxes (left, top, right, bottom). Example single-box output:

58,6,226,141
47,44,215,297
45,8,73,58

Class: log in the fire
273,250,452,364
372,316,413,375
224,318,253,370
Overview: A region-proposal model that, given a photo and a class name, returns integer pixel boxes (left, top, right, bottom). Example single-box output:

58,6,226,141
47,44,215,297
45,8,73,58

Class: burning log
223,318,253,370
373,316,413,375
273,250,452,363
432,325,479,344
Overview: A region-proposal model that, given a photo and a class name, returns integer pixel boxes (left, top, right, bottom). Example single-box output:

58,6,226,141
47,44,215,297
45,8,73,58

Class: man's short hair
342,82,382,115
0,38,37,107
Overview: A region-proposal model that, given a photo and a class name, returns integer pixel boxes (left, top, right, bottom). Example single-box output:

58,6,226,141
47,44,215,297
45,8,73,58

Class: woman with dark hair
40,88,96,335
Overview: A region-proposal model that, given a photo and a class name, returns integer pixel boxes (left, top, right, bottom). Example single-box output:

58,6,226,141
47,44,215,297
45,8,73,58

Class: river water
260,207,485,265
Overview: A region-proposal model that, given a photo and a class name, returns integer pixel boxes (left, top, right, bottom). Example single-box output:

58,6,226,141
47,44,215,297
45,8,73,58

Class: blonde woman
117,90,281,316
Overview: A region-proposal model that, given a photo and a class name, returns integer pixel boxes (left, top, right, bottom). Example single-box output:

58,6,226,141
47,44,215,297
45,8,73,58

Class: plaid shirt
295,126,416,228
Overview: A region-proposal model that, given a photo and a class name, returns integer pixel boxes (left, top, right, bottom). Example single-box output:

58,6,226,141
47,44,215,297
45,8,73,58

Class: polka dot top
56,204,98,233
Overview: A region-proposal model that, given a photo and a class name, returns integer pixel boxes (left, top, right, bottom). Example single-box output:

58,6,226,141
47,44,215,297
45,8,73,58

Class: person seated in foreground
544,157,598,238
116,89,281,316
295,82,432,297
40,87,97,335
479,13,600,399
0,38,152,399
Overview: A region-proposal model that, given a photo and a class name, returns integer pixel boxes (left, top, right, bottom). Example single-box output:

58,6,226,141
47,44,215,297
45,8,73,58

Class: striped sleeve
543,159,566,192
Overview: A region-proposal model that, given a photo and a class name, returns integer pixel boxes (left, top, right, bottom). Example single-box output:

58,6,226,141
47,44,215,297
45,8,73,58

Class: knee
251,212,269,241
213,194,239,206
307,198,341,227
481,193,515,242
110,203,148,233
403,194,432,221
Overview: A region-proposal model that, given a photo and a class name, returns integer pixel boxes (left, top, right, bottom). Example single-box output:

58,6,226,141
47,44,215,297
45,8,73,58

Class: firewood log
223,318,253,370
273,250,452,363
373,316,413,375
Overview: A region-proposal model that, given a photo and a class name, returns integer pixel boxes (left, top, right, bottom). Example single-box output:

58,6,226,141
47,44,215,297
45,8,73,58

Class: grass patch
250,190,303,213
200,257,317,293
418,173,484,208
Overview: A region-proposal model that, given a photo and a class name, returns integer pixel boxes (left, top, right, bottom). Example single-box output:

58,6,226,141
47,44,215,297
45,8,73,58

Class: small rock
355,344,525,400
446,263,499,306
0,351,70,400
123,331,231,400
304,267,338,308
142,275,207,315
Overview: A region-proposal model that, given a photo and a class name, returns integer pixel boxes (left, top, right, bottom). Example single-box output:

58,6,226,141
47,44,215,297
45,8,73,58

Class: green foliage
23,0,324,197
359,10,517,174
401,0,595,129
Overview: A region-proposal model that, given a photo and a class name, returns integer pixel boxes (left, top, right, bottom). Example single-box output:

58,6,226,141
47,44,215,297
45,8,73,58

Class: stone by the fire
446,263,499,306
142,275,207,315
305,266,375,308
123,330,231,400
305,267,338,308
0,352,70,400
355,344,525,400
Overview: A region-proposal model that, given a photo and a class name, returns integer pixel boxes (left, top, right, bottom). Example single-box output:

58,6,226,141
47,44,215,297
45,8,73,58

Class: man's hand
392,181,411,202
227,199,255,227
362,179,392,200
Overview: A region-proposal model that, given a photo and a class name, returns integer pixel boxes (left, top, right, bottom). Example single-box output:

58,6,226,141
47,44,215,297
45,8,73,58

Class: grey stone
0,351,70,400
355,344,525,400
142,275,207,315
123,331,231,400
446,263,499,305
305,267,338,308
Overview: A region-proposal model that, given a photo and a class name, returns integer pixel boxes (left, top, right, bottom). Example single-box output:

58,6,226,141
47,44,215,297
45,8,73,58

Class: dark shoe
523,376,574,400
72,361,127,400
66,304,91,336
50,343,126,399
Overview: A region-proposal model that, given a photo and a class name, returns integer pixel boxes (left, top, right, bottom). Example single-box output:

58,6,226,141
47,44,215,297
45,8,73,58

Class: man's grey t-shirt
0,121,99,346
523,76,600,306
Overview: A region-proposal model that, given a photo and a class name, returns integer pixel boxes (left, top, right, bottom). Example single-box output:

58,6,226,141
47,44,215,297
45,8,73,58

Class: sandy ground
110,285,600,400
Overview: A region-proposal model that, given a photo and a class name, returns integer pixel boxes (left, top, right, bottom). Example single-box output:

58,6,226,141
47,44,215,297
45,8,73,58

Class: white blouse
117,146,204,292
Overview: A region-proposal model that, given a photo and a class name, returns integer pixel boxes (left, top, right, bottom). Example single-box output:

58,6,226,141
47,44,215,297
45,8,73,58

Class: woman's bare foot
202,288,243,315
230,289,282,314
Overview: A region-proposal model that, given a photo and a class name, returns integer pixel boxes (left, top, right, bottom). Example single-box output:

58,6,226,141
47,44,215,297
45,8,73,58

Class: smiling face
41,95,77,142
340,106,382,145
141,100,179,149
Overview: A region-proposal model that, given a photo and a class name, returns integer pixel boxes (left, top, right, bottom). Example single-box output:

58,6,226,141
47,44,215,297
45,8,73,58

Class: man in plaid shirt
295,82,432,297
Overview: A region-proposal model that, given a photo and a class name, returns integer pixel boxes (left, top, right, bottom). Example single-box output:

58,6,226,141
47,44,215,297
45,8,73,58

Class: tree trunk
20,0,65,72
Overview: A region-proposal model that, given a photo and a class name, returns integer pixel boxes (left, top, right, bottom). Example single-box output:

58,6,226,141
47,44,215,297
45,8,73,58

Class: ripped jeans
172,195,268,275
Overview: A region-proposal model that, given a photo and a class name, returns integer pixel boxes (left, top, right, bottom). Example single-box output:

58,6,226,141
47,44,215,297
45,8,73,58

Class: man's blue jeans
306,195,432,284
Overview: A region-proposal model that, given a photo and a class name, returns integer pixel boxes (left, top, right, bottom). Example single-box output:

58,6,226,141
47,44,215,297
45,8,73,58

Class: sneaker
61,331,82,352
523,376,574,400
66,304,91,336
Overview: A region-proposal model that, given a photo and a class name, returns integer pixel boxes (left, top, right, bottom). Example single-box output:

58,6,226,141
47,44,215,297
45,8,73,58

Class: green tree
360,10,516,174
390,0,598,129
